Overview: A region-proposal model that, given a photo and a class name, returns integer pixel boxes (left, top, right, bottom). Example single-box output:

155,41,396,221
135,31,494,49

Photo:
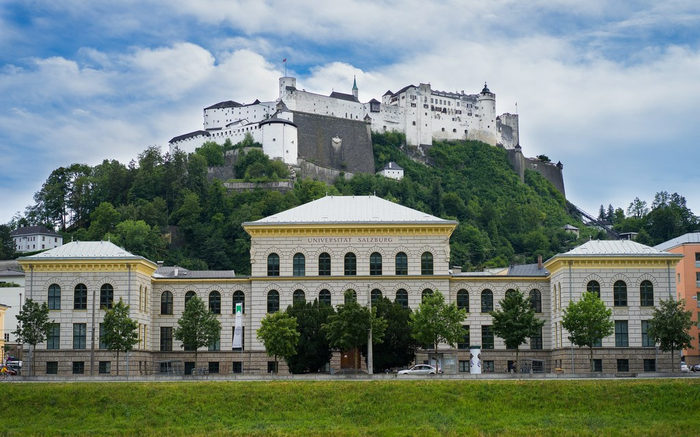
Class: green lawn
1,379,698,436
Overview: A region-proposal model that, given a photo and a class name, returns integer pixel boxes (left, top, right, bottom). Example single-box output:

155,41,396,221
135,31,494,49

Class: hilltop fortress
169,76,564,195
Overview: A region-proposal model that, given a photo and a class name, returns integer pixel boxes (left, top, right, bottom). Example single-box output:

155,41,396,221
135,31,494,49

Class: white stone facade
15,199,682,376
168,75,520,162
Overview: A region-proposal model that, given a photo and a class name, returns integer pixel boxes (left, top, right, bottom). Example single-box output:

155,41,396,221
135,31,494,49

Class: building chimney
452,266,462,274
537,255,543,270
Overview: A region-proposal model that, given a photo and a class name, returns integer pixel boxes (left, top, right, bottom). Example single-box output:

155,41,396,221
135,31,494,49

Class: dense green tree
195,141,225,166
88,202,121,239
648,298,694,372
410,291,466,368
175,296,221,367
13,299,53,376
257,312,300,373
0,225,17,260
285,300,335,373
371,297,416,372
109,219,165,260
490,289,545,371
323,291,387,370
101,298,139,375
561,292,614,372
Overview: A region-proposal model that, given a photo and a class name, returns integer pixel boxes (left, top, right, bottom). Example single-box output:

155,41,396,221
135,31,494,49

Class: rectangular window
99,323,107,349
99,361,111,374
160,327,173,352
184,362,195,375
482,325,494,350
72,361,85,374
459,360,469,372
530,327,543,350
617,359,629,372
695,252,700,267
232,362,242,374
232,326,245,351
643,359,656,372
641,320,654,347
592,359,602,372
457,326,470,349
267,361,278,373
615,320,629,347
46,361,58,374
208,362,219,374
73,323,86,350
208,334,221,351
47,323,60,350
483,360,495,373
696,272,700,287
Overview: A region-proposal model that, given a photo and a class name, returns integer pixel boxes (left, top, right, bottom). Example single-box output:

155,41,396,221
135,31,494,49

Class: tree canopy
561,292,614,371
410,291,466,359
174,296,221,365
648,298,694,372
284,300,335,374
13,299,53,376
257,311,300,373
490,289,544,370
101,298,139,375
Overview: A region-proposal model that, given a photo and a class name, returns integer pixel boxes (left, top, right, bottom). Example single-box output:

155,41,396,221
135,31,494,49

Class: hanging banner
233,302,243,349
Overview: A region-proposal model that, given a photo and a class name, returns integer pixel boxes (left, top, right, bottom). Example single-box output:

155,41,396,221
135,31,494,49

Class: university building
16,196,682,376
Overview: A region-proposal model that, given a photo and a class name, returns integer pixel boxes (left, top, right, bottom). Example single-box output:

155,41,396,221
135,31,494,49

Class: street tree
323,291,387,370
101,298,139,376
372,297,417,372
410,291,466,369
561,292,614,372
648,298,694,372
175,296,221,368
13,299,53,376
490,289,545,372
284,299,335,374
257,311,300,373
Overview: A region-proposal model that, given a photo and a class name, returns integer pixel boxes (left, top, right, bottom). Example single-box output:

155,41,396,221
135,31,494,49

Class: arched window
481,289,493,312
345,289,357,304
267,290,279,313
48,284,61,310
640,280,654,306
529,289,542,313
100,284,114,309
318,253,331,276
74,283,87,310
421,252,433,275
613,280,627,307
267,253,280,276
209,291,221,314
293,253,305,276
344,253,356,275
371,289,382,305
161,291,173,315
422,288,433,302
370,252,382,275
395,289,408,308
319,289,332,306
233,290,245,313
395,252,408,275
586,280,600,298
457,289,469,312
185,291,196,307
293,289,306,305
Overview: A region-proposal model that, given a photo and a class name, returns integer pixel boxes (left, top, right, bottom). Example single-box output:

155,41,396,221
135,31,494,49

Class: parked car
397,364,438,375
691,364,700,372
680,362,690,372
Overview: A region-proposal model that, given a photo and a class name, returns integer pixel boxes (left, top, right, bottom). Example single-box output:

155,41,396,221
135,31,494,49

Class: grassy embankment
1,379,699,436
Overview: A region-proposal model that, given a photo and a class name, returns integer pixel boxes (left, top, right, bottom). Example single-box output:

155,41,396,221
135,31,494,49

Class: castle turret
475,82,497,145
279,76,297,101
352,75,358,100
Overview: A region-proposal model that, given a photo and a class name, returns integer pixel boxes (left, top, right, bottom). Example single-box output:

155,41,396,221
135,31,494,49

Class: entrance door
341,348,360,369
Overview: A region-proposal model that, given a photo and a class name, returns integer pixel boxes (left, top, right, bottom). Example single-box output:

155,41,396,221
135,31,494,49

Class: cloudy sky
1,1,699,223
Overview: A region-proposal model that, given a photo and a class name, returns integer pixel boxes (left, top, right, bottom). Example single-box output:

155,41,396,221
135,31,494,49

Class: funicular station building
17,196,681,376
